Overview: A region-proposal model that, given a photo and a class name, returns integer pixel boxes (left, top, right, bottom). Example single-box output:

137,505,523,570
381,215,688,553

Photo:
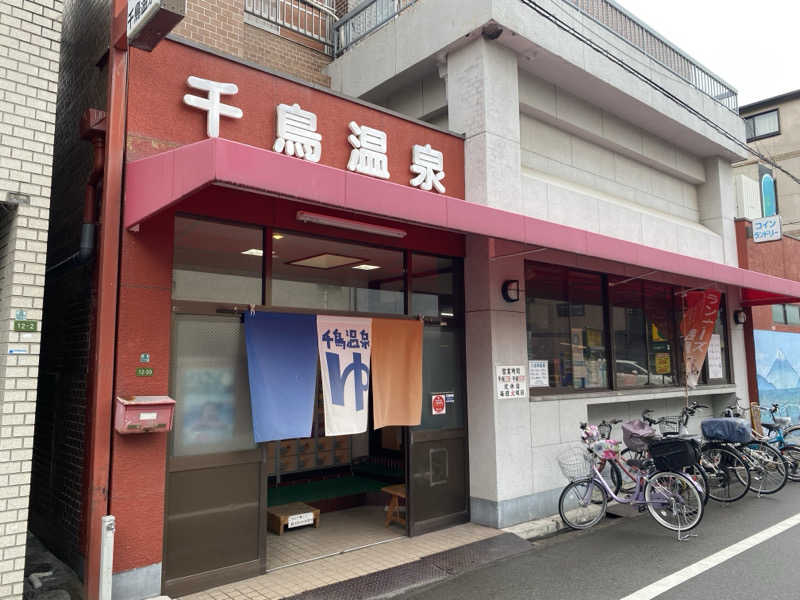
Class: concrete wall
0,0,63,596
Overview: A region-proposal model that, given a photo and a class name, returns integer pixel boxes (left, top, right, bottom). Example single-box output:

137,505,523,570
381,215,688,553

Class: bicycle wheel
682,463,710,505
645,471,703,532
700,445,750,502
741,441,787,495
782,425,800,445
781,443,800,482
559,479,607,530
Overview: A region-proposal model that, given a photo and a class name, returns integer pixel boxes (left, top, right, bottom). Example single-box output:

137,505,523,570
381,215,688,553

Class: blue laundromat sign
762,173,777,217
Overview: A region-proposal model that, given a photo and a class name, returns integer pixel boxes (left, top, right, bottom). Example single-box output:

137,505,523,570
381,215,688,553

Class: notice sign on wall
528,360,549,387
496,366,527,399
431,394,446,415
708,334,723,379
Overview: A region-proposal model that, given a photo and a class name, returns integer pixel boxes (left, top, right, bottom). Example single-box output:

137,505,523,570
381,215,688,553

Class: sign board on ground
287,512,314,528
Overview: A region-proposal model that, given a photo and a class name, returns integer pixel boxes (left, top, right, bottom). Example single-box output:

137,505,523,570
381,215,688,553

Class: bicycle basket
648,437,700,471
701,417,752,443
659,417,680,435
622,419,657,453
557,447,594,481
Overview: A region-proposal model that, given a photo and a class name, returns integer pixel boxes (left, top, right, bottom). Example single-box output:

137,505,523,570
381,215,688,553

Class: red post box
115,395,175,434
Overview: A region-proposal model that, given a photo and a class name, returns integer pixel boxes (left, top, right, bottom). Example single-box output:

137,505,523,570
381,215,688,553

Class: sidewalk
180,523,520,600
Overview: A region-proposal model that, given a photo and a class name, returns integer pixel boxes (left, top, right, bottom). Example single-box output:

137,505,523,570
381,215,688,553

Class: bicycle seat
762,422,781,433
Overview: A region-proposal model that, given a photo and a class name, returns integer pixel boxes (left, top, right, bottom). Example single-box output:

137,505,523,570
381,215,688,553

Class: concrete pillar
464,236,532,528
698,157,738,266
446,37,521,212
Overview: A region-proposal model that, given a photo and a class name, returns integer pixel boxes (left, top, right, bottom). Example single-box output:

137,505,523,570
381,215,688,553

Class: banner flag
372,318,422,429
244,312,318,443
679,289,722,388
316,316,372,436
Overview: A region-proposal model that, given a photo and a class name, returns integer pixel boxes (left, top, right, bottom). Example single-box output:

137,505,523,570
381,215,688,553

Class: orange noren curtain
372,318,423,429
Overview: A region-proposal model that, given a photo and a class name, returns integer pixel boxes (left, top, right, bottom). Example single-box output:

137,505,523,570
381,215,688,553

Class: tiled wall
0,0,63,596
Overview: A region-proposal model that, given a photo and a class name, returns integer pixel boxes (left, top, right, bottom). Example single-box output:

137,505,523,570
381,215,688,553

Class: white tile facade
0,0,62,596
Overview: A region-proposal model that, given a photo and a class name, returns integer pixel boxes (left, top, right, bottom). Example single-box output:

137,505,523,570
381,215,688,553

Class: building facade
0,1,63,598
29,1,800,600
327,0,763,527
734,91,800,419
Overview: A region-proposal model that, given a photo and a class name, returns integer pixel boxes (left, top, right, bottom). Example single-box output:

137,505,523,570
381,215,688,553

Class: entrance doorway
162,214,469,597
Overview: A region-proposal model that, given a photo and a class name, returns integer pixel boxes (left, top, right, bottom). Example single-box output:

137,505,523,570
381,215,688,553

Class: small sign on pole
752,215,782,243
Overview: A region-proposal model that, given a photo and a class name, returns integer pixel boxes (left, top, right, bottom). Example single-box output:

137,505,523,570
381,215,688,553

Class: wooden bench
381,484,406,528
267,502,320,536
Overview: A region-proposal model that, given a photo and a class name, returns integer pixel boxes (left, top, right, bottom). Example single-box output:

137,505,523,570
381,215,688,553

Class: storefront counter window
525,263,607,391
526,260,729,395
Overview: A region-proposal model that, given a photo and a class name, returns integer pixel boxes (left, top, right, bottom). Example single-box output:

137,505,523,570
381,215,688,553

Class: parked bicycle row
557,401,800,540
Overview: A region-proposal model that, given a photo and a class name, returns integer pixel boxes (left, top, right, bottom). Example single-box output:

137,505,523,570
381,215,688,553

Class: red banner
680,289,722,388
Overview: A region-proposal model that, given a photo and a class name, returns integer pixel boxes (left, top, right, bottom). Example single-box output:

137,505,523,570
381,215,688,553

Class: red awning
123,137,800,305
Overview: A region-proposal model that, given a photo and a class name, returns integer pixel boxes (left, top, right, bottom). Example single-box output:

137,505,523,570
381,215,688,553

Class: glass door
163,314,266,597
407,255,468,536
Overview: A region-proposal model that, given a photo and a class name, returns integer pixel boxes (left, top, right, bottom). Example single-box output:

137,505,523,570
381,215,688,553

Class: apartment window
526,261,730,393
745,109,780,141
772,304,800,325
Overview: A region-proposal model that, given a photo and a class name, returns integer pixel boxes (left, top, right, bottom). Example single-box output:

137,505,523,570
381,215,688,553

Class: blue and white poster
754,329,800,423
317,315,372,436
244,312,318,443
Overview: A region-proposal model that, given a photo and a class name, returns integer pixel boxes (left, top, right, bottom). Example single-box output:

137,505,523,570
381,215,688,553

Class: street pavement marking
618,511,800,600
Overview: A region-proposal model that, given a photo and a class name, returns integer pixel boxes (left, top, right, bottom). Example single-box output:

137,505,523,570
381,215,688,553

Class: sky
616,0,800,107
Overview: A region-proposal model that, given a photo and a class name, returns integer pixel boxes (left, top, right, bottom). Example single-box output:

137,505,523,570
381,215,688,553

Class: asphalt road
402,482,800,600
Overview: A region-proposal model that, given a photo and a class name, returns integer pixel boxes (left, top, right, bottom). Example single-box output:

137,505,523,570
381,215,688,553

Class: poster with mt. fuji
754,330,800,423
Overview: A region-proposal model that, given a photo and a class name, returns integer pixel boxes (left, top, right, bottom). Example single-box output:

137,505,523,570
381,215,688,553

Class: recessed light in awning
288,253,365,270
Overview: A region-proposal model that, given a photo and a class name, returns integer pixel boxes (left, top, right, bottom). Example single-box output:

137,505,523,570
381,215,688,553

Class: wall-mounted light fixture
501,280,520,303
733,309,747,325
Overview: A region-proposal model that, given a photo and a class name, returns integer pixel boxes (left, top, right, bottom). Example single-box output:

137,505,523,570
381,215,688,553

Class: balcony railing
563,0,737,112
245,0,337,55
334,0,416,57
333,0,737,113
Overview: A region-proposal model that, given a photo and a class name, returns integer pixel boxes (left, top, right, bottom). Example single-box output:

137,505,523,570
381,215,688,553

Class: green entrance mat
267,475,390,507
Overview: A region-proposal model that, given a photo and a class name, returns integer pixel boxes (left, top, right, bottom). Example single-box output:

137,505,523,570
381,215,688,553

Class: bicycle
620,407,709,503
726,403,799,484
713,405,787,496
558,438,704,540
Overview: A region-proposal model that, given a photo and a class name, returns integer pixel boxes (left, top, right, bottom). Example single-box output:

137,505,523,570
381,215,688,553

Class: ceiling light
352,264,381,271
288,253,365,269
296,211,407,238
241,248,263,256
272,233,284,240
440,311,454,317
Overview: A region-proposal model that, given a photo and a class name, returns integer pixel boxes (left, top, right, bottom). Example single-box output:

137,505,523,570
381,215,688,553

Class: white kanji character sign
182,76,243,138
273,103,322,162
346,121,390,179
410,143,445,193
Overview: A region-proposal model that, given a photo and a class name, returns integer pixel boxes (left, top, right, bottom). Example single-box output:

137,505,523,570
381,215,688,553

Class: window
411,254,462,319
701,301,730,384
771,304,800,325
271,231,405,314
172,216,263,304
773,304,787,324
526,261,731,393
745,109,780,141
526,263,607,391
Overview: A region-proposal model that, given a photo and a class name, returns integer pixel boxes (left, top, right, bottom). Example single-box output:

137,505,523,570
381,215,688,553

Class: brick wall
173,0,340,87
29,0,108,581
0,0,64,596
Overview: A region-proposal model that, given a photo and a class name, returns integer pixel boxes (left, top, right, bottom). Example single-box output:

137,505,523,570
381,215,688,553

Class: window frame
745,108,781,142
